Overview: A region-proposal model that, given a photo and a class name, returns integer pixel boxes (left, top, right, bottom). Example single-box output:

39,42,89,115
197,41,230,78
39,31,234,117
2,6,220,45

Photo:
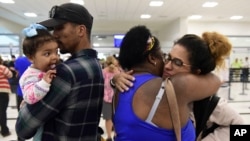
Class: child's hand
43,69,57,84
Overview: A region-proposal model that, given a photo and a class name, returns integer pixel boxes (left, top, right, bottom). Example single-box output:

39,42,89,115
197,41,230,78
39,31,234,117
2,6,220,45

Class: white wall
158,17,188,48
0,17,24,34
187,21,250,62
187,21,250,36
156,20,250,58
157,20,250,49
157,17,188,53
0,18,24,58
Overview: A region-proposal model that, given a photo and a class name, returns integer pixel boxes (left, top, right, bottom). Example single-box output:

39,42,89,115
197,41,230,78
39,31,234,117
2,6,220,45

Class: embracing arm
15,65,71,139
113,71,220,101
171,73,221,102
112,70,135,92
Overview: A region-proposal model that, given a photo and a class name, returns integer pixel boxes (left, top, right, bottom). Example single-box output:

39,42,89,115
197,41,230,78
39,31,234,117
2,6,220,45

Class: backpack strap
201,123,220,138
194,95,220,139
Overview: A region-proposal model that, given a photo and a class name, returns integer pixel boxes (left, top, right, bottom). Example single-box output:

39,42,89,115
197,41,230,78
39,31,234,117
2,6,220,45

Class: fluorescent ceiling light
141,14,151,19
114,35,125,39
93,43,100,47
24,12,37,17
230,16,243,20
188,15,202,20
70,0,84,5
149,1,163,7
202,2,218,7
0,0,15,4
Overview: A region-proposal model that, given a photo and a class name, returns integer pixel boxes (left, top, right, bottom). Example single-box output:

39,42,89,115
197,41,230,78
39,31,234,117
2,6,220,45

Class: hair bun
202,32,232,69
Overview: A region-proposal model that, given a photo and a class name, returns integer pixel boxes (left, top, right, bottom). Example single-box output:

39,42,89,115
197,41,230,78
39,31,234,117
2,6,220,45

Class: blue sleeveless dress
113,73,196,141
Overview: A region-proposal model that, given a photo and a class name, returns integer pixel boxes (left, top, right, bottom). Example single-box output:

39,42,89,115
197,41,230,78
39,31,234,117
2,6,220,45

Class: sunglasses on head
49,6,82,21
165,54,191,67
50,6,67,18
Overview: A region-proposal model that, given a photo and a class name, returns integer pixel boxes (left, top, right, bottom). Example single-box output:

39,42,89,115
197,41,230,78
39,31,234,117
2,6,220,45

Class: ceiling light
93,43,100,47
24,12,37,17
202,2,218,7
188,15,202,20
70,0,84,5
140,14,151,19
149,1,163,7
230,16,243,20
114,35,125,39
0,0,15,4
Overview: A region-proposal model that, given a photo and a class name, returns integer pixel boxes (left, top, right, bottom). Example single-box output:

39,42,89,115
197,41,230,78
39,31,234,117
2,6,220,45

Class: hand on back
113,70,135,92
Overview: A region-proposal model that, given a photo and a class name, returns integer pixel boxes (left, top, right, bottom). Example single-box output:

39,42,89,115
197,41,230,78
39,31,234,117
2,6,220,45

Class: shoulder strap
194,95,220,139
201,123,220,138
201,95,220,138
165,78,181,141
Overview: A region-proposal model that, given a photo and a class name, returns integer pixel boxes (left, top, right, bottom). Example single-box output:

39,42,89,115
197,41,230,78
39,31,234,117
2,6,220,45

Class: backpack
193,95,220,139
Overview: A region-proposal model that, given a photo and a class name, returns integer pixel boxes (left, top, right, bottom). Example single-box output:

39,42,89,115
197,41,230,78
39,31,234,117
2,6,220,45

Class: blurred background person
8,55,19,95
102,55,120,141
0,55,13,137
231,58,242,81
14,56,31,141
242,57,249,89
14,56,31,111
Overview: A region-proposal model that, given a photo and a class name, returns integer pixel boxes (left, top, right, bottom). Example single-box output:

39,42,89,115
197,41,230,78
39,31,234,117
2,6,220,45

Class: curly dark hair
118,25,160,70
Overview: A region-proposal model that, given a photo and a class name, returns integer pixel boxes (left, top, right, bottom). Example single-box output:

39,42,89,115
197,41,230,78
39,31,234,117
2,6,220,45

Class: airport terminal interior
1,83,250,141
1,0,250,140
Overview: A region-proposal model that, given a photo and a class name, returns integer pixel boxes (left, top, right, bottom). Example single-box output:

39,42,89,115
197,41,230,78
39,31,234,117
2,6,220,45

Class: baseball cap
39,3,93,30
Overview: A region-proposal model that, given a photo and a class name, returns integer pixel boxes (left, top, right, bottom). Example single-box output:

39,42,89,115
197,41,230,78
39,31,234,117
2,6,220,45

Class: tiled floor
1,83,250,141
